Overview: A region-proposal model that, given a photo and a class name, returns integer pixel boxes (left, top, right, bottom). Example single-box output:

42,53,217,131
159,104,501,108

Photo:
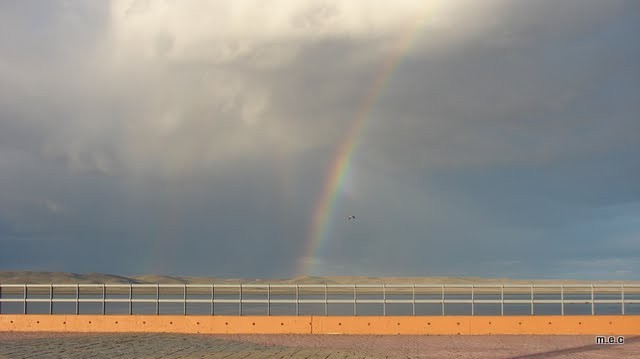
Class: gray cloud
1,0,638,279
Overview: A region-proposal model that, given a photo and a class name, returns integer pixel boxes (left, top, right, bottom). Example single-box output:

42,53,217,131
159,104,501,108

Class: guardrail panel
1,283,638,316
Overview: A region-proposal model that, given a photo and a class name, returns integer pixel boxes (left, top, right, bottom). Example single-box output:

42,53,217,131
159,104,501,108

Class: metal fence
1,283,639,316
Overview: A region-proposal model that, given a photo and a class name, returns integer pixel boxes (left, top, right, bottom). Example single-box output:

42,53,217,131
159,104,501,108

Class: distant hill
131,275,190,284
0,271,140,284
0,271,637,284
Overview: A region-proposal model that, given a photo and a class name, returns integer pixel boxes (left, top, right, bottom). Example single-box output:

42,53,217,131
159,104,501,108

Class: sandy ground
212,334,640,358
1,332,638,358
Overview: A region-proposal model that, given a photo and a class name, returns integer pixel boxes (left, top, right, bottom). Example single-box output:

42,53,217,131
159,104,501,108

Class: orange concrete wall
311,316,640,335
1,315,639,335
0,315,311,334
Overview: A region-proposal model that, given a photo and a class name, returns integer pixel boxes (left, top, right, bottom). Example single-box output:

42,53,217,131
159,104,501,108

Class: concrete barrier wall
1,315,639,335
311,316,640,335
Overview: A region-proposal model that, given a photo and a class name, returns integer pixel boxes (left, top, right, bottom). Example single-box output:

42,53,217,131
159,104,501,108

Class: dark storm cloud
0,0,638,279
305,1,639,279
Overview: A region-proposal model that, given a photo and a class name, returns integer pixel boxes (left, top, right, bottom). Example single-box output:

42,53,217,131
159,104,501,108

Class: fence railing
1,283,639,316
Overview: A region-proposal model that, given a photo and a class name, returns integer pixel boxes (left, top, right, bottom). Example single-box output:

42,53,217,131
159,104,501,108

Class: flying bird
346,215,356,220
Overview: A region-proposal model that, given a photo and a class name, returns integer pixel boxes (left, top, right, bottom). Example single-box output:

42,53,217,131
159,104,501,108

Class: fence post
561,284,564,316
621,285,625,315
412,284,416,316
471,284,475,316
211,284,214,316
267,284,271,316
49,284,53,315
295,284,299,316
591,284,594,315
239,285,243,316
501,284,504,316
383,284,386,316
183,285,187,316
156,284,160,315
102,284,106,315
530,284,534,316
129,284,132,315
76,284,80,315
324,284,328,316
441,284,445,316
353,284,356,316
23,284,27,314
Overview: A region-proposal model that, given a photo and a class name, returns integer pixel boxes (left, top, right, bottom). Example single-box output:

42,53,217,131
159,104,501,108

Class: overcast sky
1,0,638,280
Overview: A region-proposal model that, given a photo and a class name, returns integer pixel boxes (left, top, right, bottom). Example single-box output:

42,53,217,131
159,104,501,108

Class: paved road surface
0,332,638,358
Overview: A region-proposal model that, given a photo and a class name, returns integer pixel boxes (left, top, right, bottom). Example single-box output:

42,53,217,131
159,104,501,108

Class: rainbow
300,10,433,275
